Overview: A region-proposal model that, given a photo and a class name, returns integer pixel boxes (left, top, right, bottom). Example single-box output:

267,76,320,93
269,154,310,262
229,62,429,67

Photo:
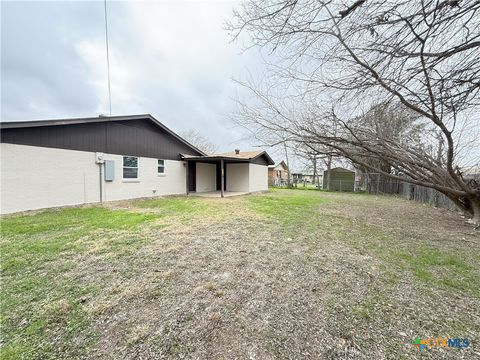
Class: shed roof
327,167,355,173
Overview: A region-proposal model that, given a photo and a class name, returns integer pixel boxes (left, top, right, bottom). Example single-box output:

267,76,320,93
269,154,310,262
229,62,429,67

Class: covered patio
189,191,248,198
181,150,274,198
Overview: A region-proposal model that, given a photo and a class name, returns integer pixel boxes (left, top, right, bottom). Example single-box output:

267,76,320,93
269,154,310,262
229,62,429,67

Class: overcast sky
1,0,278,156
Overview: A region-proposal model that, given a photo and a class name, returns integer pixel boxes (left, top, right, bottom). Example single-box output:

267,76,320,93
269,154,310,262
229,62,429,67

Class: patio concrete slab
190,191,248,198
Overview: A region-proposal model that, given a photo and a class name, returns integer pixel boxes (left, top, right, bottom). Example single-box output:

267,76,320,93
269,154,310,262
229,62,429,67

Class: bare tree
180,129,218,155
229,0,480,224
282,140,293,187
293,145,319,185
292,142,338,189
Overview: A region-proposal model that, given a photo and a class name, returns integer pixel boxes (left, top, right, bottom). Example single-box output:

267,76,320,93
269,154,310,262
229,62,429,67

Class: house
323,167,355,192
0,114,273,214
268,160,289,186
291,171,323,186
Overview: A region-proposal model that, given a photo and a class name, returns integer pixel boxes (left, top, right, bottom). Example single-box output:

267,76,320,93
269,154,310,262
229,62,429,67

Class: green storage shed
323,167,355,192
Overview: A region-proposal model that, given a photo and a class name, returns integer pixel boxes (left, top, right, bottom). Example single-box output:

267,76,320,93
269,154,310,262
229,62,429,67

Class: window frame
122,155,139,181
157,159,166,176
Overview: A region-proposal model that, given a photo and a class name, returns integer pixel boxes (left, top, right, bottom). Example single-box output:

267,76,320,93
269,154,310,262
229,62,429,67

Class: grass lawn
1,190,479,359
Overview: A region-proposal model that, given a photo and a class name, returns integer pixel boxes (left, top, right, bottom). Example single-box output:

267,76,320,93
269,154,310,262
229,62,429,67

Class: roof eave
0,114,207,157
253,152,275,166
181,154,252,162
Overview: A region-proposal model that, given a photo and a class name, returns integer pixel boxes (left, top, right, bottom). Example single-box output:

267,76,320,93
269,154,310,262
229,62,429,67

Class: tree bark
325,155,332,190
284,141,292,188
471,199,480,226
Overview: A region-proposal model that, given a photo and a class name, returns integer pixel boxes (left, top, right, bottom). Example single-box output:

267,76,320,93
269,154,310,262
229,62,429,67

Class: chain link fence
276,171,479,213
361,174,457,210
323,179,355,192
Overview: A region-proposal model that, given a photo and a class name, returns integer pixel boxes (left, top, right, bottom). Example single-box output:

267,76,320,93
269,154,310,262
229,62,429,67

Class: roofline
291,172,322,175
274,160,288,170
182,151,274,165
182,155,250,162
0,114,207,156
326,167,355,172
251,151,275,166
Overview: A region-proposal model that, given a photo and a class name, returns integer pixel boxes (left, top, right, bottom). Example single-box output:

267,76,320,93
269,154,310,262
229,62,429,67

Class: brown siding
1,119,203,160
268,168,275,185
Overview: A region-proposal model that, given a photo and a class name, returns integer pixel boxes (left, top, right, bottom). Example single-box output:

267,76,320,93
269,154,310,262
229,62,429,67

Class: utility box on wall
104,160,115,181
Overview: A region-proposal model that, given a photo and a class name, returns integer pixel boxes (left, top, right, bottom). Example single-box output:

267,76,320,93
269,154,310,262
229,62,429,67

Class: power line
104,0,112,115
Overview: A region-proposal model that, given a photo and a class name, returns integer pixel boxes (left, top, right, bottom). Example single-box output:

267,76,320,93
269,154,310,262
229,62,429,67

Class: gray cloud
1,1,264,153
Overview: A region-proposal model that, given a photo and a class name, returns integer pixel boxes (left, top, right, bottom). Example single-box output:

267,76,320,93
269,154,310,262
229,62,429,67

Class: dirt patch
2,191,479,359
81,193,479,359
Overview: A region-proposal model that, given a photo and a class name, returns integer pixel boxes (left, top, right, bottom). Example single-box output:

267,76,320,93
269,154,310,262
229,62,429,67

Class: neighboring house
291,171,323,186
323,167,355,192
291,172,302,183
268,161,289,186
0,114,273,214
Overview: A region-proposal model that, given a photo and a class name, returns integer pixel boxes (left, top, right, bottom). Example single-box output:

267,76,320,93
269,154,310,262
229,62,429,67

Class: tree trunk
325,155,332,190
284,142,292,188
470,197,480,226
313,155,317,188
442,191,480,226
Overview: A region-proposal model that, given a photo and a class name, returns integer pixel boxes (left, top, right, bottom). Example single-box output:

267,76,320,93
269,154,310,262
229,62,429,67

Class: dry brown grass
2,190,479,359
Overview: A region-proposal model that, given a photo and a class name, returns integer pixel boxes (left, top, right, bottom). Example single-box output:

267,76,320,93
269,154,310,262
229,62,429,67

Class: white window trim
122,155,140,182
157,159,166,177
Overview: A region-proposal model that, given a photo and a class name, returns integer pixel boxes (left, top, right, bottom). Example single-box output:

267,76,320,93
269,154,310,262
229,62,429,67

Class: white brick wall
0,143,187,214
249,163,268,192
226,163,249,192
195,162,216,192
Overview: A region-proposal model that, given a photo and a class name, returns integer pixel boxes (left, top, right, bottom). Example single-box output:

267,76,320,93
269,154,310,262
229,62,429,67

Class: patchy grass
248,189,330,228
133,196,207,213
1,207,155,237
391,248,478,295
1,207,158,359
1,207,157,272
1,190,479,359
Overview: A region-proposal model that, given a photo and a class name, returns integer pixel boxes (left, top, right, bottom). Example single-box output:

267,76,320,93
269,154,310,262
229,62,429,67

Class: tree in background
292,142,338,190
180,129,218,155
349,102,425,192
228,0,480,224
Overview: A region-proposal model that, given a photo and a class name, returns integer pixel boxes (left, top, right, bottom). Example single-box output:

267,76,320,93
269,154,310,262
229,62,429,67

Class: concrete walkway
190,191,248,198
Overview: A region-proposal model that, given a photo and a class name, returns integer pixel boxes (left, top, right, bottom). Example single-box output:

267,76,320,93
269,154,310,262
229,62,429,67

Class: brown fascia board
0,114,146,128
181,155,250,162
0,114,207,156
182,151,275,165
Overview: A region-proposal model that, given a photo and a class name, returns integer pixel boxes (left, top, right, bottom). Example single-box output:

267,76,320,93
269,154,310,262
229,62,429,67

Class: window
123,156,138,179
157,159,165,174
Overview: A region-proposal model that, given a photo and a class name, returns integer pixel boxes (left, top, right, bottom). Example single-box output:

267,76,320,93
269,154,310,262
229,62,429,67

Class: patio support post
185,160,189,196
221,159,225,198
